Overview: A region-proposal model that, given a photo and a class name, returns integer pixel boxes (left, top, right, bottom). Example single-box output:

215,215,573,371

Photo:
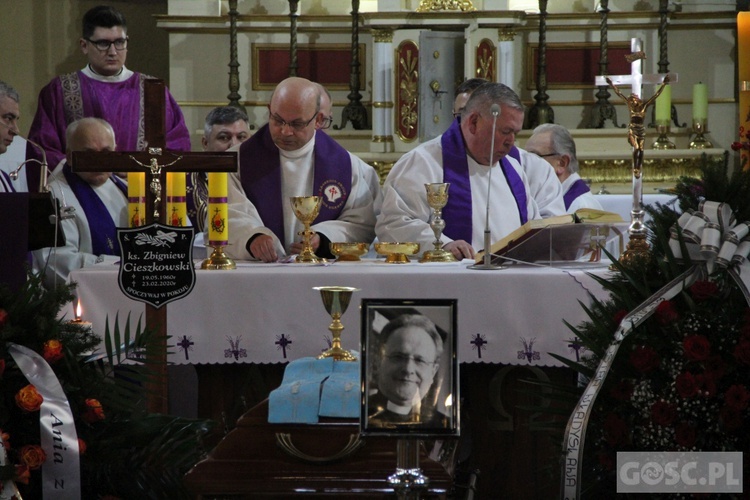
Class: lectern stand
0,192,64,290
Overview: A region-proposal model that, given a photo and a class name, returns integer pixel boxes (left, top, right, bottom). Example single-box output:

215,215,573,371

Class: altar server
225,77,380,262
25,5,191,191
32,118,127,287
525,123,602,213
377,82,540,260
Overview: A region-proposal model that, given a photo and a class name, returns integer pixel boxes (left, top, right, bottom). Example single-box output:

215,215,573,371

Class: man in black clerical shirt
368,313,448,428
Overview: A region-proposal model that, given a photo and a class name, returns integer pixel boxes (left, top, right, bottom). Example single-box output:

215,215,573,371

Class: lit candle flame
444,394,453,407
75,300,82,322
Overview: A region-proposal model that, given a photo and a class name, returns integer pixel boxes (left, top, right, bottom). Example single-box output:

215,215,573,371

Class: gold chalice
314,286,360,361
330,242,368,262
420,183,457,263
290,195,323,263
374,242,420,264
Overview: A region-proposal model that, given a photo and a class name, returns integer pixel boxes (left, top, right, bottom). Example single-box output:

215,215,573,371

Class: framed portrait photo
360,298,459,437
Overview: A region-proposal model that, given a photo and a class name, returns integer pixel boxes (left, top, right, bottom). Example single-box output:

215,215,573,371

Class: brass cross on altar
71,79,238,413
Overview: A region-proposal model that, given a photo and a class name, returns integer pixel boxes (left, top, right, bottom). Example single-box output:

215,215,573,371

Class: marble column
497,28,516,88
371,28,394,153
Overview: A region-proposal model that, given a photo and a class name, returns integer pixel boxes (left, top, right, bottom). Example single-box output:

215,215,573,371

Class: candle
692,83,708,122
68,299,93,335
127,172,145,227
739,13,750,169
207,172,228,246
166,172,187,227
655,84,671,124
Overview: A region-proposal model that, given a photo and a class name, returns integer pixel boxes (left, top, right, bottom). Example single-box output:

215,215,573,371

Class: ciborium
330,242,368,262
291,195,323,263
420,183,457,263
374,242,420,263
314,286,360,361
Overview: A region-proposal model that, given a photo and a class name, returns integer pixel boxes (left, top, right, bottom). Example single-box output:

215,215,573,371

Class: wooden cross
72,79,237,413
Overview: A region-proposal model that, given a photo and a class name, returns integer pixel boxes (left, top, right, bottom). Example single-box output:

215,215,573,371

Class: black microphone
469,103,505,271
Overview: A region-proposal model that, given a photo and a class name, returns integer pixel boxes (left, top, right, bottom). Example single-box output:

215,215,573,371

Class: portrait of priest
32,117,127,288
223,76,381,263
376,82,541,260
24,4,191,192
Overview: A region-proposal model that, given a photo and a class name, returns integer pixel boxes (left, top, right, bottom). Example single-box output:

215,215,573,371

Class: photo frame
360,298,459,437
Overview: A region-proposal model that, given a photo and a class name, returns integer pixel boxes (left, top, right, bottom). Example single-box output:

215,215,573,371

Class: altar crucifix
594,38,675,265
72,79,237,413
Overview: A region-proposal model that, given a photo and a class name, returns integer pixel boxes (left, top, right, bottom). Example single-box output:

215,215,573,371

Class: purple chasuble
563,178,591,210
440,119,528,243
26,70,191,191
238,125,352,246
62,164,127,256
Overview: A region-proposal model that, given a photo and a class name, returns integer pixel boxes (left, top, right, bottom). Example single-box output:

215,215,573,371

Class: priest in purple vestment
524,124,602,213
224,77,380,263
32,118,128,288
376,82,540,260
25,5,191,192
0,81,21,193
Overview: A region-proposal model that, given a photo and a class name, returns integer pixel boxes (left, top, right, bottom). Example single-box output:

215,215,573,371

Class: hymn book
475,208,625,263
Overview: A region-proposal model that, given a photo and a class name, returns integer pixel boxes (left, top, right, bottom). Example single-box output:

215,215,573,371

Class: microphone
6,135,50,193
469,103,506,271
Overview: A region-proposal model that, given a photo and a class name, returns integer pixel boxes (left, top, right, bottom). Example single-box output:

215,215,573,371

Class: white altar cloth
68,260,612,367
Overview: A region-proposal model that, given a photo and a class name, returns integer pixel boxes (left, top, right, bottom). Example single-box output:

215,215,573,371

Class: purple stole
62,164,127,256
238,125,352,245
563,178,591,210
0,171,15,192
440,120,528,243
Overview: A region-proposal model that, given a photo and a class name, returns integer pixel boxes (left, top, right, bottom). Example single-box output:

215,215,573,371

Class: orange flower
15,385,43,412
42,339,64,363
78,438,86,455
81,398,105,424
14,465,30,485
0,429,10,450
18,445,46,470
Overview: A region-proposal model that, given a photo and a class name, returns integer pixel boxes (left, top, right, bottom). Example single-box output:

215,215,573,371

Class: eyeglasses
86,37,128,52
320,115,334,130
268,107,318,132
535,152,561,158
384,353,436,369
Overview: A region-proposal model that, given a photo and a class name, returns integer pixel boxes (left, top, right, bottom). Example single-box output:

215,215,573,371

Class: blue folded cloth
268,355,361,423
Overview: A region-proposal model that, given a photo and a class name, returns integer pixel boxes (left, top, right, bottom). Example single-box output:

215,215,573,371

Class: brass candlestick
314,286,359,362
201,245,236,270
420,183,457,263
689,119,713,149
652,121,675,149
291,196,323,263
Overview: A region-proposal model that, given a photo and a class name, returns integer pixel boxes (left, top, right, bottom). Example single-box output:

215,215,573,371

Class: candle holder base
617,233,651,268
201,245,236,270
651,123,675,150
689,119,713,149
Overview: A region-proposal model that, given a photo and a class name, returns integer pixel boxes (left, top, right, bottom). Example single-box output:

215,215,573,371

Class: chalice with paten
314,286,360,361
291,195,323,263
420,183,457,263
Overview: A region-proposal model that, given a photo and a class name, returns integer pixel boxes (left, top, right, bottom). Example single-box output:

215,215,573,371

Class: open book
475,208,625,263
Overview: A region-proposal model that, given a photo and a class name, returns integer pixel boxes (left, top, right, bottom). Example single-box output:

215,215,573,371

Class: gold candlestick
651,121,675,150
314,286,359,362
689,119,714,149
201,245,236,270
291,195,323,263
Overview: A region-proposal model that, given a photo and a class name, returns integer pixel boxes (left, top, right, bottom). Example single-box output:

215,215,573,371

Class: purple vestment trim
0,171,15,193
440,120,528,242
238,125,351,245
563,178,591,210
62,163,127,256
208,197,228,203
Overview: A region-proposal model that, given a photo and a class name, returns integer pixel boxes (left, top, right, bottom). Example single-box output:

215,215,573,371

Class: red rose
0,309,7,329
81,398,105,424
603,412,629,446
42,340,64,364
733,340,750,365
18,444,46,470
630,346,660,374
675,372,699,398
609,379,633,402
683,334,711,362
688,280,719,302
14,465,30,485
724,384,750,411
613,309,628,326
696,374,718,398
675,421,697,448
702,355,726,381
78,439,86,455
720,406,743,432
655,300,679,326
0,359,5,378
597,450,616,471
0,430,9,450
650,401,677,426
15,385,43,412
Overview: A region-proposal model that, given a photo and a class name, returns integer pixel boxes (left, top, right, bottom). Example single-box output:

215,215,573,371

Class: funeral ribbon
9,344,81,499
561,200,750,499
